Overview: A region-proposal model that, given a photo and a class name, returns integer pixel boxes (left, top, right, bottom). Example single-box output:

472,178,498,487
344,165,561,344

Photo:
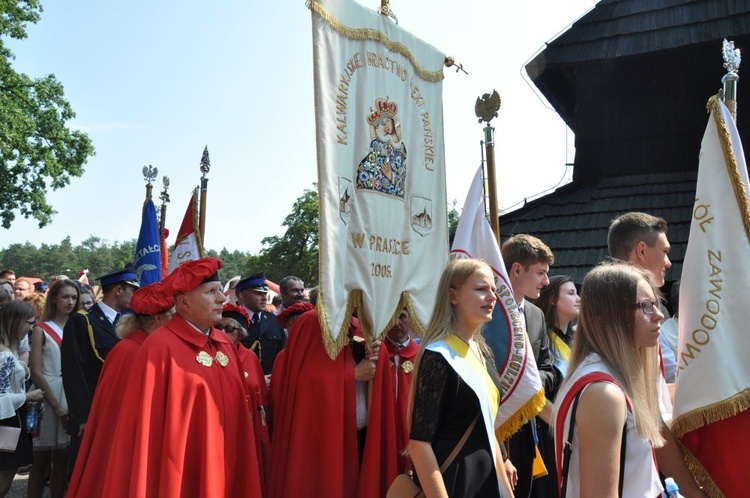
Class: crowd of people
0,210,705,497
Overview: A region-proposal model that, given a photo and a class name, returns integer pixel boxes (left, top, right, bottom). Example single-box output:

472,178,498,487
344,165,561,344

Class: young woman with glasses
554,263,665,497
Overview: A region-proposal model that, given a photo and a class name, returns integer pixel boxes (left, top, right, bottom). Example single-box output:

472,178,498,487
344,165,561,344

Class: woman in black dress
408,259,513,498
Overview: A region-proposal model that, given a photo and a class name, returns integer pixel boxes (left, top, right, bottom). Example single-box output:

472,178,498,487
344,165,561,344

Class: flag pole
198,146,210,246
475,90,502,244
722,38,741,123
159,176,170,241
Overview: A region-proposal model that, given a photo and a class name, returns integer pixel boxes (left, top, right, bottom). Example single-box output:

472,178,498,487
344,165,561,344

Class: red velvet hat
130,282,174,316
162,257,223,296
222,302,250,329
276,301,315,328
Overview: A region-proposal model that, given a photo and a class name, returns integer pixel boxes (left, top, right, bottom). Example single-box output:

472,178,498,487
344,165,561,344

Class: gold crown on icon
366,97,398,125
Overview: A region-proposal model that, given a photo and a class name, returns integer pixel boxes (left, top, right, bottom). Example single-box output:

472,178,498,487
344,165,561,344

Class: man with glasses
62,268,140,476
607,212,706,498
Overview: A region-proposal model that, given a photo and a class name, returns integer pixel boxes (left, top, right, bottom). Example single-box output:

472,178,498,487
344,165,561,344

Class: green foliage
204,247,249,283
0,236,136,280
246,187,319,287
0,0,95,228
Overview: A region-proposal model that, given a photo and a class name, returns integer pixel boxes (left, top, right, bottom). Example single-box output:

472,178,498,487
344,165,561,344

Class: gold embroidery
401,360,414,374
196,351,213,367
215,351,229,367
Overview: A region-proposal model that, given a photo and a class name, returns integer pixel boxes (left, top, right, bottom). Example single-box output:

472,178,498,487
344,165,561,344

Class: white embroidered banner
311,0,448,355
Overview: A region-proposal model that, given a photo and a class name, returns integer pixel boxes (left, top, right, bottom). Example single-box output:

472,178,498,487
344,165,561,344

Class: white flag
168,189,203,274
672,96,750,496
312,0,448,355
450,166,544,439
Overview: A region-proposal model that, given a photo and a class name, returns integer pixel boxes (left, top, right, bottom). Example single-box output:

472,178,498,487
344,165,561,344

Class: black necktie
113,313,121,326
252,313,260,328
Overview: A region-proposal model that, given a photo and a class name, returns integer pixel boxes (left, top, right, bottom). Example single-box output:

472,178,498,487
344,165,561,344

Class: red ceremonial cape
99,315,262,498
266,310,398,498
237,344,272,486
68,328,148,497
384,338,420,473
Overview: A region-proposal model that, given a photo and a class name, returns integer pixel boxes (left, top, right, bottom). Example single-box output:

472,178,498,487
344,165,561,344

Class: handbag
0,413,22,453
387,414,480,498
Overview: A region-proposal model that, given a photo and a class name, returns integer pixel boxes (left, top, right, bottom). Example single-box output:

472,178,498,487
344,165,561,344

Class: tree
247,186,319,286
0,0,95,228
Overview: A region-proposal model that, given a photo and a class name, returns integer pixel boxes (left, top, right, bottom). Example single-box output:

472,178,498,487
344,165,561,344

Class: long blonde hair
406,258,494,436
566,262,665,446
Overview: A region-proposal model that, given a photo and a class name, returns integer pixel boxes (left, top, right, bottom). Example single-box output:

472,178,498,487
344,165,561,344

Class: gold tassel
677,439,726,498
672,388,750,437
309,0,444,83
494,388,546,442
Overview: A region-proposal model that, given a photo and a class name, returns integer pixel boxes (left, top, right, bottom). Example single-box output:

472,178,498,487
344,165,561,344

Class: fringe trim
318,289,427,359
677,438,726,498
707,94,750,244
494,388,546,442
308,0,444,83
672,387,750,437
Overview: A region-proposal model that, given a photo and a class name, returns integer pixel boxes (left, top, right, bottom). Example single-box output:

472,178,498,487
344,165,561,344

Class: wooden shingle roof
499,170,697,283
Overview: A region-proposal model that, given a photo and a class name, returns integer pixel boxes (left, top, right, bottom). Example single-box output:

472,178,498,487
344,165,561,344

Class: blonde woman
408,258,513,498
554,263,665,497
28,280,78,498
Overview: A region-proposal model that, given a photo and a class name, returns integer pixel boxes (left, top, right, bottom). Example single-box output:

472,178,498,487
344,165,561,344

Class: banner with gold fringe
311,0,448,355
672,95,750,498
450,166,544,441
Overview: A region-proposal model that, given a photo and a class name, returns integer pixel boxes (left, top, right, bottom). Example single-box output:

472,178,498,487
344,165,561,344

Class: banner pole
198,146,211,246
475,90,502,244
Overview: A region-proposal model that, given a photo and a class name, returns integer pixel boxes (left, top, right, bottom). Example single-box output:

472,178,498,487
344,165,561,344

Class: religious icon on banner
355,97,407,199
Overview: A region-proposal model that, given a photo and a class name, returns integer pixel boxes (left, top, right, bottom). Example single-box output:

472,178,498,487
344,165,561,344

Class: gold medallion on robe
196,351,213,367
401,360,414,374
214,351,230,367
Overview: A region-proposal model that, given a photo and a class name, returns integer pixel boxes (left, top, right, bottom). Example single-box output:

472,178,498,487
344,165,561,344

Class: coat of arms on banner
311,0,448,354
410,196,432,236
338,177,353,225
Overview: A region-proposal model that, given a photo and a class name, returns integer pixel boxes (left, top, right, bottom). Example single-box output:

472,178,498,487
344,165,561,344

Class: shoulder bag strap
560,383,628,498
439,413,480,473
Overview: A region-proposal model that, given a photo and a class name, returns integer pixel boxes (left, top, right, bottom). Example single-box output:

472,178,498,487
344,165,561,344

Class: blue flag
134,199,162,286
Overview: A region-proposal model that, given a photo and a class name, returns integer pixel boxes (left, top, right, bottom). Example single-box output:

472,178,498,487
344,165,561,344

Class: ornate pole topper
198,146,210,244
722,38,741,123
159,175,171,261
475,90,502,243
142,164,158,200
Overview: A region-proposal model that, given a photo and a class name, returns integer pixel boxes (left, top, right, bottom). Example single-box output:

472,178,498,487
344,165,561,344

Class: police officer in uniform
236,273,286,375
61,268,139,475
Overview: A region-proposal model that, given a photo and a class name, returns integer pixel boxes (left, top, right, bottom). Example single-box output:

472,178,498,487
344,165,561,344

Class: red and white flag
672,96,750,497
450,166,544,440
167,189,203,274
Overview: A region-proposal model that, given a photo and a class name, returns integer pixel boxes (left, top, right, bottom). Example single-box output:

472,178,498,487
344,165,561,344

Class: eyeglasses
26,320,36,327
632,300,661,315
215,324,241,334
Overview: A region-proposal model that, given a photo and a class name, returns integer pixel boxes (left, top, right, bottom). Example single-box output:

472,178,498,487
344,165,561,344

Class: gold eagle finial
475,90,501,124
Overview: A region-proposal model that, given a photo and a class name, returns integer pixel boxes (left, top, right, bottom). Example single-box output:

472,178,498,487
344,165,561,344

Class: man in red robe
98,258,262,497
383,309,420,473
267,309,398,498
67,281,174,497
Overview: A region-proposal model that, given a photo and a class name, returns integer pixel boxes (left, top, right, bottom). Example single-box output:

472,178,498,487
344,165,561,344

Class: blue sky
3,0,596,254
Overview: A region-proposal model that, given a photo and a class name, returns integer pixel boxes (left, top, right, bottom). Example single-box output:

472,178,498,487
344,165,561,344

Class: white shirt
555,353,663,498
